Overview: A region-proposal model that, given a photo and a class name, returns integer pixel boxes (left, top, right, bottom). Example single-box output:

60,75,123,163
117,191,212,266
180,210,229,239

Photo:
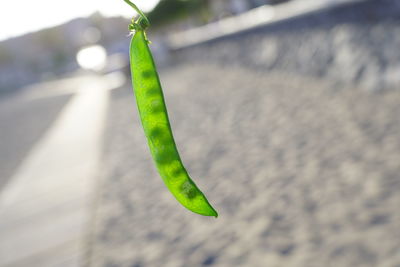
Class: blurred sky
0,0,159,41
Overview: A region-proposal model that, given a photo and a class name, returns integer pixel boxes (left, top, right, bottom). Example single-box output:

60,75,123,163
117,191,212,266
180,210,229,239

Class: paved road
88,63,400,267
0,74,115,267
0,92,72,189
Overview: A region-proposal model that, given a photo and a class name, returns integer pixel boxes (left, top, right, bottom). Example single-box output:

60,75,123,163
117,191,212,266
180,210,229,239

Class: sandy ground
87,63,400,267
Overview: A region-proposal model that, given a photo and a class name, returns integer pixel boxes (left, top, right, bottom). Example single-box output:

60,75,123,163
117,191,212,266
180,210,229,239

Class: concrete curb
167,0,365,50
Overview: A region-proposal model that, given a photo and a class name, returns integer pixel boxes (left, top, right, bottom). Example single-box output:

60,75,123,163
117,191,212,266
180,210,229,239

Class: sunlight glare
76,45,107,71
0,0,159,41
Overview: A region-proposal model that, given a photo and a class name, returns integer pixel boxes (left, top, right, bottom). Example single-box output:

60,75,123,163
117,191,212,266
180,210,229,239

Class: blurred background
0,0,399,266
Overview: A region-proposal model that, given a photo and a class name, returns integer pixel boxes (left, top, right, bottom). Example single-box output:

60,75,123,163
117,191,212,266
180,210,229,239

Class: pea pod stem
122,0,149,26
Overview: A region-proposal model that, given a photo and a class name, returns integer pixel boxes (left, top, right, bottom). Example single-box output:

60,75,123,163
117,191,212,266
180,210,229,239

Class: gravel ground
87,63,400,267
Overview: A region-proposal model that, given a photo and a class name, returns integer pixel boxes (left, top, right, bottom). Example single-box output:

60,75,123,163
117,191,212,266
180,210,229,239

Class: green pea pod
125,1,218,217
